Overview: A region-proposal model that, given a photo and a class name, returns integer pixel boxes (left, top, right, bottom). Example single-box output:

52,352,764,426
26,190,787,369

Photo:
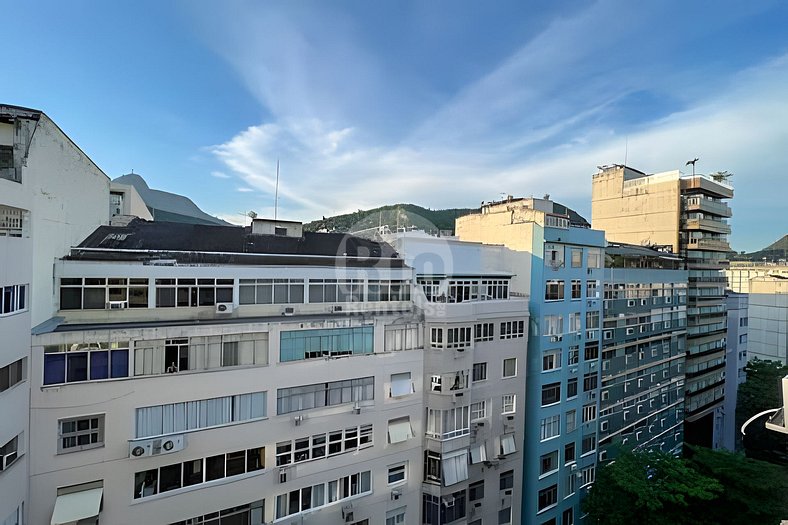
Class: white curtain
441,450,468,486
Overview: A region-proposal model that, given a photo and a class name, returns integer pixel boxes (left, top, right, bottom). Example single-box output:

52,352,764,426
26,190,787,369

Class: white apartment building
1,104,110,525
389,231,529,525
28,219,426,525
747,276,788,364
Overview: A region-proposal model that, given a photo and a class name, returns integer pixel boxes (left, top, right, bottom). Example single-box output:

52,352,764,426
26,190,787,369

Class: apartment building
600,244,687,460
29,219,425,525
1,104,111,525
456,197,606,525
388,231,530,525
722,292,748,450
592,165,733,448
747,276,788,364
725,262,788,294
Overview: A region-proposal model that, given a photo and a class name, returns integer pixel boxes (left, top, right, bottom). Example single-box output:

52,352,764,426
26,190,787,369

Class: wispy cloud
236,187,255,193
211,171,231,179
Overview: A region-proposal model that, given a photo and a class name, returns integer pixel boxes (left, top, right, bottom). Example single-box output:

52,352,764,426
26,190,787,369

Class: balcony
683,198,732,218
684,238,731,252
682,218,731,235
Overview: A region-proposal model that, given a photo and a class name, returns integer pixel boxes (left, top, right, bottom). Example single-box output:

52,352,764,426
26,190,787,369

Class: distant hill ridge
733,234,788,261
304,204,476,234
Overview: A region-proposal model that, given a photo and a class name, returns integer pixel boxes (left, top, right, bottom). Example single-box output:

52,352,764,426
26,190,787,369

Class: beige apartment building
591,165,733,448
726,262,788,294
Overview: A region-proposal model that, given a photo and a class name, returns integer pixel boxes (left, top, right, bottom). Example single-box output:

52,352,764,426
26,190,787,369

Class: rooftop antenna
624,136,628,167
686,157,699,176
274,158,280,222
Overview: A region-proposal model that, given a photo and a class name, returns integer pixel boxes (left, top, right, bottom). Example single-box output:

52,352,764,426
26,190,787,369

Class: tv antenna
685,157,699,176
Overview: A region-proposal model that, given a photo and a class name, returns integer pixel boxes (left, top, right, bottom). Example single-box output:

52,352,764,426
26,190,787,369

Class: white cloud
236,187,255,193
211,171,231,179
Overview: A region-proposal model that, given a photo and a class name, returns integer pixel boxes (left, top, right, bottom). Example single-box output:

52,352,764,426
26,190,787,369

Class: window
308,279,364,303
543,349,561,371
500,320,525,339
386,507,406,525
426,406,470,440
567,378,578,398
388,462,407,484
540,450,558,476
544,315,563,336
538,484,558,512
61,278,150,310
0,435,21,473
545,244,565,268
172,500,265,525
0,357,25,393
580,465,595,487
430,327,444,348
581,435,596,456
475,322,494,342
586,311,599,329
586,279,599,298
499,507,513,525
134,333,269,376
482,279,510,299
277,376,374,415
470,401,487,421
473,362,488,382
388,417,414,444
470,443,487,464
571,248,583,268
368,280,411,301
384,323,423,351
500,433,517,456
503,358,517,378
502,394,516,414
582,404,596,423
545,280,565,301
566,410,576,433
44,341,129,385
739,333,747,344
135,446,265,498
423,493,440,525
238,278,304,305
583,373,597,392
500,469,514,490
587,248,602,269
424,451,442,483
136,391,267,438
541,383,561,406
584,343,599,360
277,424,372,466
564,442,575,464
390,372,414,397
568,346,579,365
469,480,484,501
58,415,104,453
540,415,560,441
571,279,581,299
274,471,371,519
441,449,469,486
447,279,478,302
280,326,374,362
446,326,472,349
1,284,27,315
562,508,574,525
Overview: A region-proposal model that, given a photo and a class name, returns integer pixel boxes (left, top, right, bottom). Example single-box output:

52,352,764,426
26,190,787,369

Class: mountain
113,173,230,226
733,234,788,261
303,204,476,234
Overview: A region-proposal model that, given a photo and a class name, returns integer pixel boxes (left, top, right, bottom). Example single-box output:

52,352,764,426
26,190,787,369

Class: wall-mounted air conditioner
391,489,401,501
279,467,288,483
353,402,361,415
215,302,233,314
129,435,185,458
283,307,295,316
293,415,304,426
107,300,128,310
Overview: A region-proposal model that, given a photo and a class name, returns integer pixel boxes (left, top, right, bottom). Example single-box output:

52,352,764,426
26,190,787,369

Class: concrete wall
748,289,788,364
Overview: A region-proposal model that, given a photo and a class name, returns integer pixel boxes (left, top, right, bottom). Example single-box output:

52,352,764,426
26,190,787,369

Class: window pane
66,353,88,382
89,351,109,380
44,354,66,385
110,349,129,378
83,288,106,309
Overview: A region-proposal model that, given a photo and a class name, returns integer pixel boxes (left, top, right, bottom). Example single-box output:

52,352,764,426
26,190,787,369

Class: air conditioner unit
107,300,128,309
549,335,562,342
353,402,361,415
332,305,343,312
344,513,354,523
571,463,578,471
342,504,354,522
442,496,455,507
391,489,402,501
2,453,17,470
293,415,303,426
469,506,476,517
215,302,233,314
456,347,465,352
129,435,185,458
279,467,288,483
283,307,295,316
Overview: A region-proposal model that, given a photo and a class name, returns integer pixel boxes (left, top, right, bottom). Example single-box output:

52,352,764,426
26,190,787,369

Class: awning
388,418,414,444
51,487,103,525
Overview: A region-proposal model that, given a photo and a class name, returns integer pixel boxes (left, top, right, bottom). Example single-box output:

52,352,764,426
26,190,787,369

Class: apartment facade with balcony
390,231,530,525
455,197,606,525
592,165,733,448
599,244,687,460
28,220,426,525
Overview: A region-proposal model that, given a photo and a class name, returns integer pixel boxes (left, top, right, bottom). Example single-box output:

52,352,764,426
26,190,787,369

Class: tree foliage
582,449,721,525
736,358,788,462
584,447,788,525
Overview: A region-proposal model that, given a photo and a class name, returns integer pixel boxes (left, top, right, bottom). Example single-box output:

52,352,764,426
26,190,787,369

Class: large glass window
277,377,374,415
280,326,373,362
60,278,149,309
238,278,303,305
308,279,364,302
44,341,129,385
58,414,104,453
0,284,27,315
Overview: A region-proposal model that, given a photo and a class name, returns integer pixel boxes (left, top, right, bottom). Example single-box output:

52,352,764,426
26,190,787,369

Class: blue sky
4,1,788,251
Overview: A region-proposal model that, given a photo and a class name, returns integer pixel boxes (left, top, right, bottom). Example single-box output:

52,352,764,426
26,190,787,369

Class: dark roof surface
69,218,404,267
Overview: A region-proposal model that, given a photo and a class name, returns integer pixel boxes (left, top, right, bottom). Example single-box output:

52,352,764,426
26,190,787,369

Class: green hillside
733,234,788,262
304,204,476,234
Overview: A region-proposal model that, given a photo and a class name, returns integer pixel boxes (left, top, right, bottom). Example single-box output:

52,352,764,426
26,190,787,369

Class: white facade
0,105,110,525
391,232,529,525
747,277,788,364
722,292,748,451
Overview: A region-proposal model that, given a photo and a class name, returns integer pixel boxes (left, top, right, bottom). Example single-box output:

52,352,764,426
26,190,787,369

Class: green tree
736,358,788,462
582,450,722,525
684,445,788,525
